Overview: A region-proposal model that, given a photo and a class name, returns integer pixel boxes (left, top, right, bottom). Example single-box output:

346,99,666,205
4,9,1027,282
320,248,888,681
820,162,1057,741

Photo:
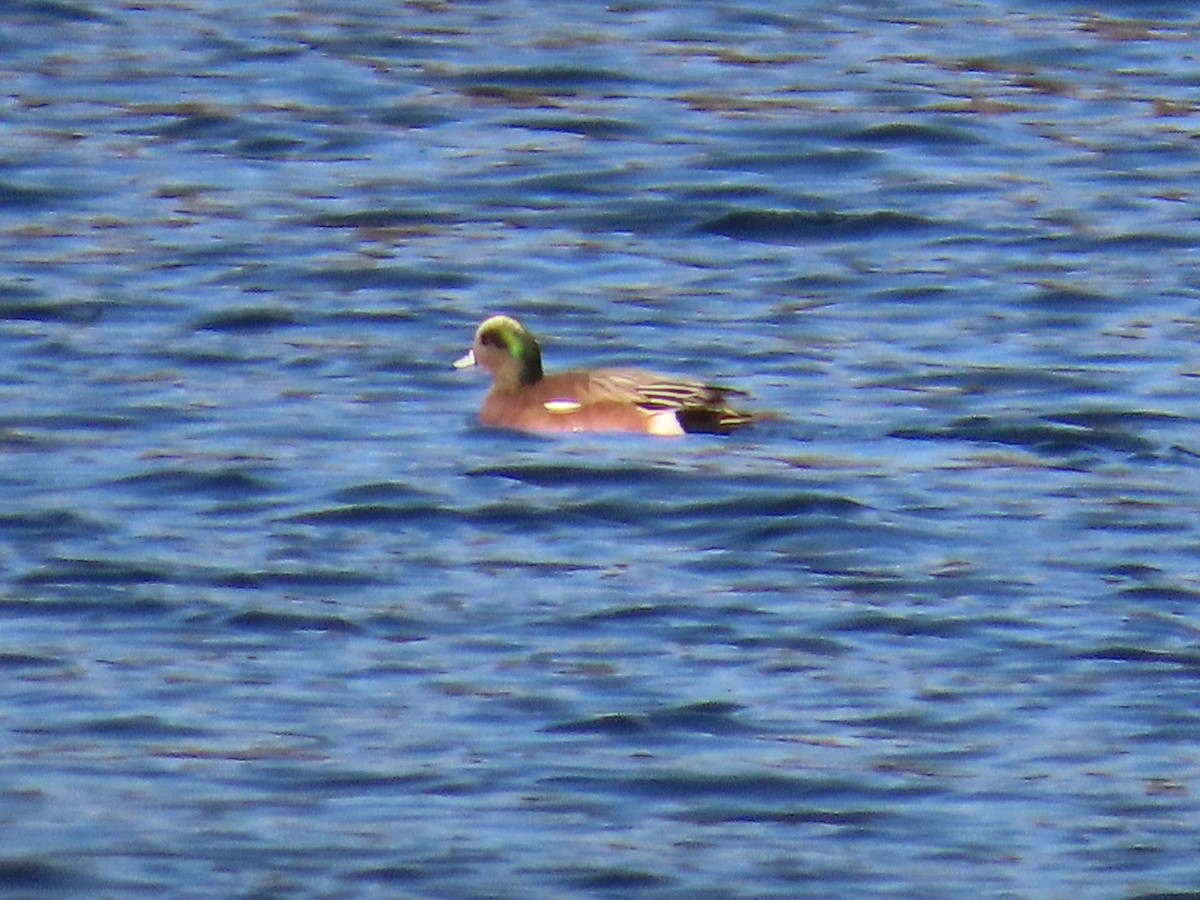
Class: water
2,1,1199,897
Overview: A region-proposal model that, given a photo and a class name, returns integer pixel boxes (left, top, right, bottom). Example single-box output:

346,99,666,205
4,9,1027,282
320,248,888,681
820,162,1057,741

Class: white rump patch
543,399,582,414
646,410,685,436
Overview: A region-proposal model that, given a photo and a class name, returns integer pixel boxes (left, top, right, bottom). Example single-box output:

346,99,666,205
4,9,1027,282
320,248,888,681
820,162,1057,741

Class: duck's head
453,315,544,389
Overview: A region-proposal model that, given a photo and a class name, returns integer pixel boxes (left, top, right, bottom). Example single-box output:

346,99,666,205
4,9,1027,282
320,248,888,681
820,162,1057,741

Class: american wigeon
453,315,755,436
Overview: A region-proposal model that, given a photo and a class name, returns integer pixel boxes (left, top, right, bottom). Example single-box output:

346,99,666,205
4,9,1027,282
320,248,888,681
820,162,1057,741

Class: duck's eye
480,331,504,349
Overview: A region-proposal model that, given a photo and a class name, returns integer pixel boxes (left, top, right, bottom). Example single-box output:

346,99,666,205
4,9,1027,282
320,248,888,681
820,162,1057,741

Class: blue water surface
2,1,1199,897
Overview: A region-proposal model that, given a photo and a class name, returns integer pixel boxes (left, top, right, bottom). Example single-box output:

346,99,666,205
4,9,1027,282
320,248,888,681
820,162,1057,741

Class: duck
453,315,754,436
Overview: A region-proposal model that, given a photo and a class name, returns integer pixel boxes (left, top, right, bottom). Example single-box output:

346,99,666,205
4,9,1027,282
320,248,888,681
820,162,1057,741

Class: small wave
452,64,635,94
1075,645,1200,670
0,508,100,538
16,714,207,739
832,610,977,639
0,858,85,892
288,503,455,526
891,415,1155,455
555,868,670,890
17,557,171,586
226,609,361,632
193,306,302,332
305,266,471,291
115,467,278,497
699,209,937,243
545,701,747,737
0,652,63,670
847,122,982,146
304,207,462,229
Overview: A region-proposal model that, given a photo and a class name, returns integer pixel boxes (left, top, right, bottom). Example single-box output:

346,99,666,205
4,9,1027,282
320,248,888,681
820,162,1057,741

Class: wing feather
587,371,747,415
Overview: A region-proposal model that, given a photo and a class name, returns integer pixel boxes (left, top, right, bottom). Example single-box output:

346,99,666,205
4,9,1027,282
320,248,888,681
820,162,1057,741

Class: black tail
676,407,755,435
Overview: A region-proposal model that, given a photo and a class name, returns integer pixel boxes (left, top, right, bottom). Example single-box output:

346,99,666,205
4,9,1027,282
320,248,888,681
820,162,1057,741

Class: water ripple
2,1,1200,897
